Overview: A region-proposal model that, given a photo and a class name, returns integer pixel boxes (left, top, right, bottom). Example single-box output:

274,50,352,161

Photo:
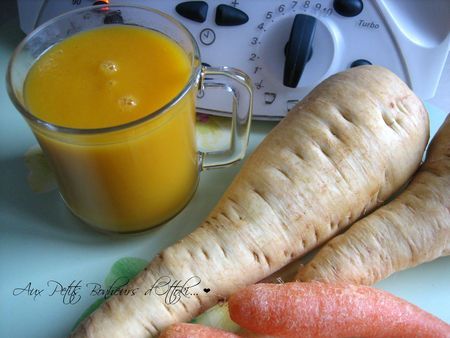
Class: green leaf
72,298,105,330
73,257,148,330
196,116,231,152
104,257,148,289
24,145,57,193
191,303,240,332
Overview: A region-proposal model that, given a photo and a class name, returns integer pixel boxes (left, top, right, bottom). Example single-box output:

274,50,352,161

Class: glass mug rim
6,4,202,135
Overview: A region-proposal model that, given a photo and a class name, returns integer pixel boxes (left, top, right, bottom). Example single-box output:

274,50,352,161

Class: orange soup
25,25,198,232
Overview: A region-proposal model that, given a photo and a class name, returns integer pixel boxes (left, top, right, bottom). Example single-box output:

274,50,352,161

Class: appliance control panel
17,0,450,119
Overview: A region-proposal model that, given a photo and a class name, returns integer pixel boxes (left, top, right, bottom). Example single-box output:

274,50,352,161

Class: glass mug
7,5,253,233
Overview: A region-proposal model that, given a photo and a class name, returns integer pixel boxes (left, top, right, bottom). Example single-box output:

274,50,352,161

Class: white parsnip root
70,66,429,337
296,115,450,285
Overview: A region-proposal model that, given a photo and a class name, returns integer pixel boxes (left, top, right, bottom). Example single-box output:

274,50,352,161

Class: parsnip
296,115,449,285
70,66,429,337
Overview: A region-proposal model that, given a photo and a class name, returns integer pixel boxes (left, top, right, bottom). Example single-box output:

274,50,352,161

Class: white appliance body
17,0,450,119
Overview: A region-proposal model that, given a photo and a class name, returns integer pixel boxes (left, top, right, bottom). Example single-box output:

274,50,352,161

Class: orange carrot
229,282,450,338
160,323,241,338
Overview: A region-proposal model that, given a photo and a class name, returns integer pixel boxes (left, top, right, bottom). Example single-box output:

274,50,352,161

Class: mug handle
198,66,253,170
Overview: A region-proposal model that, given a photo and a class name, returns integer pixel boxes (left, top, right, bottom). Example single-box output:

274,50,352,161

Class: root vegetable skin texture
228,283,450,338
296,115,450,285
70,66,429,337
160,323,240,338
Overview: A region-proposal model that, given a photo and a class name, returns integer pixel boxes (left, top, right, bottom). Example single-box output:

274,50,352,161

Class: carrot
229,282,450,338
70,66,429,337
296,115,450,285
160,323,240,338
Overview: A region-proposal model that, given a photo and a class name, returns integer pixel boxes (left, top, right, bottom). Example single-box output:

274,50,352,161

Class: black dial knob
333,0,363,17
283,14,317,88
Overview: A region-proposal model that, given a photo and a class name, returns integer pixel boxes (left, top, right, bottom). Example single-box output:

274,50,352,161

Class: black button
215,4,249,26
104,10,123,24
350,59,372,67
333,0,363,17
176,1,208,23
